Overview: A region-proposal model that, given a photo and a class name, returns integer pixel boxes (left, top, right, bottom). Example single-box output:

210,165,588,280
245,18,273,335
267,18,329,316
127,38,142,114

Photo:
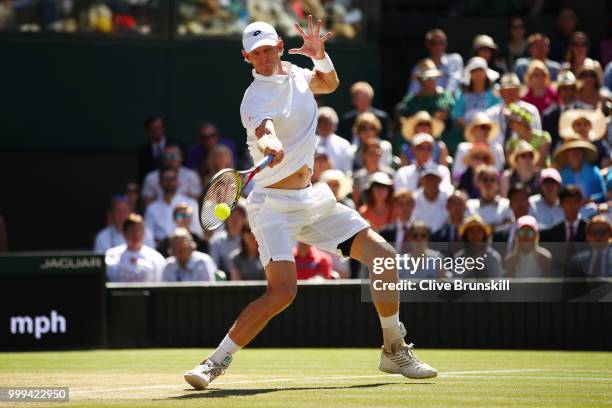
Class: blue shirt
560,163,606,202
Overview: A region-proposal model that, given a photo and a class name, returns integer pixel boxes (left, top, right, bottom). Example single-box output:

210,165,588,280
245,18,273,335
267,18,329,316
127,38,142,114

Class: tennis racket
199,154,274,231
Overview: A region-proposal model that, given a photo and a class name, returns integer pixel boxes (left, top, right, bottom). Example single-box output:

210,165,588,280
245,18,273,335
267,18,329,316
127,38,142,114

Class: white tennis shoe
379,342,438,379
184,356,231,390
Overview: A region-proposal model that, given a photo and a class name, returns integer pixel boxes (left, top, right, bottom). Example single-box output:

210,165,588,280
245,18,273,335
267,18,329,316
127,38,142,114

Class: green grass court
1,348,611,407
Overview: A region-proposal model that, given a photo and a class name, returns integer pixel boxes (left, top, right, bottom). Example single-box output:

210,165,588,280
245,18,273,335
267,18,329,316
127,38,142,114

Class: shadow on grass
168,381,434,399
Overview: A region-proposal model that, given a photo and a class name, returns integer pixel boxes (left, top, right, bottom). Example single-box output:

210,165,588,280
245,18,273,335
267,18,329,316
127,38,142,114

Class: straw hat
576,58,603,87
400,110,445,141
459,214,492,237
463,56,500,85
552,139,598,167
463,142,495,166
559,109,607,142
318,169,353,200
464,111,500,143
414,58,443,80
509,139,540,168
523,59,550,86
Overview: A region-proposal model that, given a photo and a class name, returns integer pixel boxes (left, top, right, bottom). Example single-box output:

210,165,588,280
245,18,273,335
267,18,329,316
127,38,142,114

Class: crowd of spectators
0,0,364,38
97,8,611,282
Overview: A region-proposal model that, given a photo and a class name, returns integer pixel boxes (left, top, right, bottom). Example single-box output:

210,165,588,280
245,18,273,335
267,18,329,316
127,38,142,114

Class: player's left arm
289,15,338,95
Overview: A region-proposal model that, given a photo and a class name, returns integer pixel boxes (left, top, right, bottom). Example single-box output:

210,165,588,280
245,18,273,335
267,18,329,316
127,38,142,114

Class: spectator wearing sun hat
504,103,551,168
397,59,455,120
553,139,606,203
457,143,495,199
499,140,541,198
503,215,552,277
528,168,565,230
575,58,604,109
398,110,448,166
558,109,611,168
451,56,501,130
486,72,542,147
358,172,395,232
393,132,453,195
454,214,503,278
543,70,588,149
521,60,559,115
512,33,561,83
466,165,513,229
472,34,507,78
452,111,505,180
318,169,355,209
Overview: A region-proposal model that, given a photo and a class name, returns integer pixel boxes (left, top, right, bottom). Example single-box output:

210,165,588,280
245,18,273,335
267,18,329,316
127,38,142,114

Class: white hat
242,22,279,53
463,56,499,85
412,132,434,146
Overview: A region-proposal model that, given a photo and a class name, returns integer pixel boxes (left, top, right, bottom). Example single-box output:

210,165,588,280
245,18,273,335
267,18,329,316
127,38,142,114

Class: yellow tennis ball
214,203,231,221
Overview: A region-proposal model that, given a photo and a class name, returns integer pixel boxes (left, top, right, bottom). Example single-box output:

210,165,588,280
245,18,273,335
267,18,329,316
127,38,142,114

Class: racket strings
200,171,241,231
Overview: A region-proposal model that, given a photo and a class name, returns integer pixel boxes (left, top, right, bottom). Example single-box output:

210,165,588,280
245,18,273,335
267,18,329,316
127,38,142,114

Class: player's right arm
255,119,284,168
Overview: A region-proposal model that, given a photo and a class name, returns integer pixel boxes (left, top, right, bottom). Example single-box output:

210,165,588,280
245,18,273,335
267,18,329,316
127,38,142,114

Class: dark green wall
0,37,381,152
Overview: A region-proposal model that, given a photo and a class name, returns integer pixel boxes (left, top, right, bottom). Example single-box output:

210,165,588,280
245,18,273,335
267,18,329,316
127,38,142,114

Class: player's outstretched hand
288,15,333,60
264,146,284,168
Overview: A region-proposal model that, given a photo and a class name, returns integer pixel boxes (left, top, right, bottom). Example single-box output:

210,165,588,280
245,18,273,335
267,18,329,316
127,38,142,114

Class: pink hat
539,168,562,184
516,215,538,232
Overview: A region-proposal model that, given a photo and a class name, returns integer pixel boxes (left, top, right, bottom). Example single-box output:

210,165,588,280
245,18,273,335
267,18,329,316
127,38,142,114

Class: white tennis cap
242,22,279,53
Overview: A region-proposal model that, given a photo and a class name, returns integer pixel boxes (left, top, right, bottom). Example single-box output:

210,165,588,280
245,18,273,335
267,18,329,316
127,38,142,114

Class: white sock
379,312,403,350
379,312,400,329
207,334,242,366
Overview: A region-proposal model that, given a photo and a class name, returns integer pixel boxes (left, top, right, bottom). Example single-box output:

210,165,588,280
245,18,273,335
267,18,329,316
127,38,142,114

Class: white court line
443,375,612,382
70,369,545,395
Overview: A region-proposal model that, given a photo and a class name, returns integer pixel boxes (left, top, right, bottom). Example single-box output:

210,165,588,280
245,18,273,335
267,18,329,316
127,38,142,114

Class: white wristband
257,133,283,153
312,52,334,73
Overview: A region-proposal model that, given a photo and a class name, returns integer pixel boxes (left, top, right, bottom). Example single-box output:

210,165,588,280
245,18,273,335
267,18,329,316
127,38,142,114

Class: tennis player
185,16,437,390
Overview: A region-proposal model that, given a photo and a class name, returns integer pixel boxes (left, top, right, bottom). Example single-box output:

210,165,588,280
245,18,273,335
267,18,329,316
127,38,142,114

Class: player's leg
346,227,437,379
184,260,297,390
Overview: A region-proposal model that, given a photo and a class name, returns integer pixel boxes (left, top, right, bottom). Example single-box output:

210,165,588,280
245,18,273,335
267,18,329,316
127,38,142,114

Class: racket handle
256,154,274,170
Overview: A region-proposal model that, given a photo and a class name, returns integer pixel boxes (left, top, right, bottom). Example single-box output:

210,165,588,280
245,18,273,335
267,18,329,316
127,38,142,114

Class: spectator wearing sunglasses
575,58,605,109
157,204,209,257
141,144,202,207
503,17,528,71
466,165,513,229
454,214,503,278
457,143,495,199
352,139,395,207
452,112,505,181
500,140,541,198
186,122,239,175
503,215,552,277
561,31,591,75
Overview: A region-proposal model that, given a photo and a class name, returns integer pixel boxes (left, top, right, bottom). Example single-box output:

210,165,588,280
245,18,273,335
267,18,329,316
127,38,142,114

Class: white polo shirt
144,193,202,241
467,197,513,228
240,61,318,186
105,244,165,283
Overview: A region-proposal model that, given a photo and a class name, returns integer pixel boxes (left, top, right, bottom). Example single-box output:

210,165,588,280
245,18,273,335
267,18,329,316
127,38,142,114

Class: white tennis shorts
246,182,370,267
